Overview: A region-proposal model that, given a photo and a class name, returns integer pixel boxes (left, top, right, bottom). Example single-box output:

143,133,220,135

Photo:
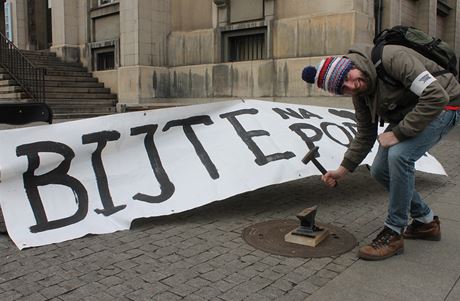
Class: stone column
0,2,5,36
10,0,28,49
118,0,171,105
49,0,81,63
444,0,460,52
444,0,460,65
415,0,437,36
213,0,228,27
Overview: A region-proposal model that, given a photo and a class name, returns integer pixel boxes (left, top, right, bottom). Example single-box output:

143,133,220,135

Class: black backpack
371,26,458,86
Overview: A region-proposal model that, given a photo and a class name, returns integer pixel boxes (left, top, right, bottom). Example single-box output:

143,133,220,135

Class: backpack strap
432,69,451,77
371,43,402,87
371,43,453,86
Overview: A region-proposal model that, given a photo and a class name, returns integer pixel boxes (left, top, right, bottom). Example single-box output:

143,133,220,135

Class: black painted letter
329,109,358,135
130,124,175,203
273,107,323,120
82,131,126,216
220,109,295,165
16,141,88,233
163,115,219,179
320,122,354,147
289,123,323,154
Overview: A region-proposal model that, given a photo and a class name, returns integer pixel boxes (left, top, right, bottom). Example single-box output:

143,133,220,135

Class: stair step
0,99,32,104
39,65,88,72
46,93,116,99
51,106,117,113
46,70,92,77
0,92,28,99
33,60,85,68
45,87,110,93
45,75,98,82
44,81,104,88
25,55,77,62
23,55,66,61
45,97,117,105
0,80,18,87
53,112,117,119
20,50,56,57
0,74,11,80
46,100,117,106
28,58,83,67
0,86,23,93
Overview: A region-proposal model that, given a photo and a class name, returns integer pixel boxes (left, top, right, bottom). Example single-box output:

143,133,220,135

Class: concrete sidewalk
0,122,459,301
307,125,460,301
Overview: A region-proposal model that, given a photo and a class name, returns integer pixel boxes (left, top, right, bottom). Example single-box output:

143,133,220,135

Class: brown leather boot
403,216,441,241
358,227,404,261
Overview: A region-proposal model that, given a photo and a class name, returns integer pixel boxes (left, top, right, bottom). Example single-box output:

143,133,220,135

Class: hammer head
301,146,319,164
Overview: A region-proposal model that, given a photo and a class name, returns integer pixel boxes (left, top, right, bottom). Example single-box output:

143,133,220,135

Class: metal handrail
0,32,46,102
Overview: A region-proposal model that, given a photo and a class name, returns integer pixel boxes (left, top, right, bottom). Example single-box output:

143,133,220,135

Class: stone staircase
0,50,117,119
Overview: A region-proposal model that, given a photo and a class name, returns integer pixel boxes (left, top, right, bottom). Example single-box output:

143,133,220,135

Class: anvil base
284,227,330,247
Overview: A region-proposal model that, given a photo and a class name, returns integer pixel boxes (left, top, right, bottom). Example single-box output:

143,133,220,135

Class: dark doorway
0,0,6,37
27,0,52,50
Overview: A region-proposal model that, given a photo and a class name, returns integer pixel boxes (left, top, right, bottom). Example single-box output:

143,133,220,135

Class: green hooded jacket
340,43,460,172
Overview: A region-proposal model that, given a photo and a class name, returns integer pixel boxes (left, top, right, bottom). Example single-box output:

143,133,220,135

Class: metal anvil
292,206,323,237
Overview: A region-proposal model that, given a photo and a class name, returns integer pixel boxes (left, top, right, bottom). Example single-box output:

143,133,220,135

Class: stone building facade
2,0,460,109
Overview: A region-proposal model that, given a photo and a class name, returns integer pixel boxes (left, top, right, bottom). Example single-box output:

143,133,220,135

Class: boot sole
402,234,441,241
358,248,404,261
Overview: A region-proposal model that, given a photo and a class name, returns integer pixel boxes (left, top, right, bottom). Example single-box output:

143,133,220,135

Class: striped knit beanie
301,57,353,95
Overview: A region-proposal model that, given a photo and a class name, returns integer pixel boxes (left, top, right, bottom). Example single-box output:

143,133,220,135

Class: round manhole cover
242,219,357,258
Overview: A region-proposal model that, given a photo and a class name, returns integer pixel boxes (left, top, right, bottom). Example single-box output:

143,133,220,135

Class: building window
98,0,118,6
4,1,13,41
223,27,267,62
437,0,452,17
91,40,119,71
96,51,115,70
229,33,265,61
437,0,451,16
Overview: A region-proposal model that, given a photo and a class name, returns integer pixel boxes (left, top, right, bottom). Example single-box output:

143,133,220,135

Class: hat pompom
302,66,317,84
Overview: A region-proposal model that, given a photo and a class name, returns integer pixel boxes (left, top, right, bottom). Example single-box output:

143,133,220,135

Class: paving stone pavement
0,121,459,301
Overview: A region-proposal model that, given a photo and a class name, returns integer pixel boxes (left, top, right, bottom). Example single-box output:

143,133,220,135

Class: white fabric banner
0,99,446,249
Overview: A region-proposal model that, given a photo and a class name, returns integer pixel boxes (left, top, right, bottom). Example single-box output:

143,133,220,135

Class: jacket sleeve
341,96,378,172
383,48,449,141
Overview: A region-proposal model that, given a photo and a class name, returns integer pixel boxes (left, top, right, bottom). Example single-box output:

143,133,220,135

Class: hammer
302,146,337,187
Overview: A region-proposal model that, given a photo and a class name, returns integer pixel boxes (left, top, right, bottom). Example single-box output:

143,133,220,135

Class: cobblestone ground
0,125,458,301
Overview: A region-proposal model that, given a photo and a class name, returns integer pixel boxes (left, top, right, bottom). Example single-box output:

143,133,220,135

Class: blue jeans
370,109,460,233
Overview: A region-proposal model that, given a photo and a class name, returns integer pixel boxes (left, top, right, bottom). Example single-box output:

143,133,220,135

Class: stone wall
102,55,344,107
87,0,458,107
171,0,213,31
167,29,216,66
273,12,373,58
276,0,373,18
135,9,373,104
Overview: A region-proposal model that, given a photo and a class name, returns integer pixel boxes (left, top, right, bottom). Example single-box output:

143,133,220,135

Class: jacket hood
345,43,377,96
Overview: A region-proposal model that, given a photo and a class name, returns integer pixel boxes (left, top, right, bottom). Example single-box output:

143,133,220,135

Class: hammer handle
313,159,338,187
311,158,327,175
